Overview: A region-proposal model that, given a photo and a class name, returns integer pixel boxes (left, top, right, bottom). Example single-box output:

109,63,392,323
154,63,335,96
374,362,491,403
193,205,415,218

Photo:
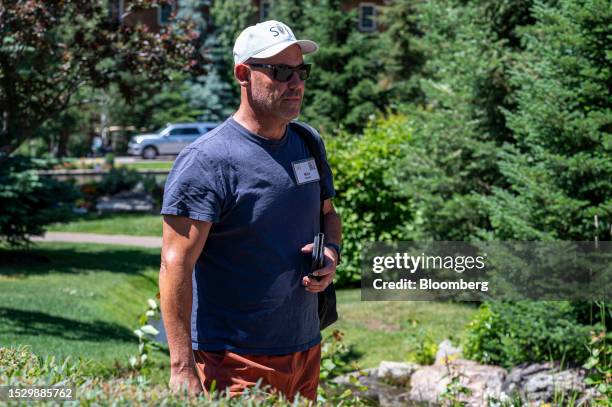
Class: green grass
49,213,162,236
0,242,478,384
0,242,165,380
331,289,477,368
118,162,173,171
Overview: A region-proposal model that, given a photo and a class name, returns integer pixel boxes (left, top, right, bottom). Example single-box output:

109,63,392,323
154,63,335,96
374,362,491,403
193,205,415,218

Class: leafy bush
464,301,592,368
326,114,415,286
0,156,79,246
0,345,367,405
97,167,143,196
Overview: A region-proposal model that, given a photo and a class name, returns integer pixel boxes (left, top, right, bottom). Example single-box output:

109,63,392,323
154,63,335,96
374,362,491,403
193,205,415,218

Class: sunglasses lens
298,65,311,80
274,65,311,82
273,66,292,82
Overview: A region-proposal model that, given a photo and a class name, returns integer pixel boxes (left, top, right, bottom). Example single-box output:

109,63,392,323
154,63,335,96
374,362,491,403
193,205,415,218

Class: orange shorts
193,344,321,401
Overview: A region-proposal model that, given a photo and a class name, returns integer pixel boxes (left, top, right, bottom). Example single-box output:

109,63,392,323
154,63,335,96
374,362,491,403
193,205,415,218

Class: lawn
49,213,162,236
0,242,164,379
118,162,173,171
0,242,478,384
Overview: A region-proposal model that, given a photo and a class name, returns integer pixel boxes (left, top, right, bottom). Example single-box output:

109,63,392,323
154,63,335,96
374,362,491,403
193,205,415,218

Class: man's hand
301,243,337,292
169,367,203,395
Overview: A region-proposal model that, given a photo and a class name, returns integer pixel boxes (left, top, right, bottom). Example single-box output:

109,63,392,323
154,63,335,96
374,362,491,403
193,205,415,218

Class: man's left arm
302,198,342,292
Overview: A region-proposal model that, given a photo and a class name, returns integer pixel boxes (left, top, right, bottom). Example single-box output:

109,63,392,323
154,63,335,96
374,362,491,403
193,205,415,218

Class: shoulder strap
290,121,325,231
290,121,324,199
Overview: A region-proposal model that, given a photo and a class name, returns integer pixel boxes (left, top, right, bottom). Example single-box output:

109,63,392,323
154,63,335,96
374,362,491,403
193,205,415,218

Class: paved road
32,232,162,248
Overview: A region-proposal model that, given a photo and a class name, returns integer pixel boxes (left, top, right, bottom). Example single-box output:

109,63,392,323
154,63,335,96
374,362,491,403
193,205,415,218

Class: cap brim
249,39,319,61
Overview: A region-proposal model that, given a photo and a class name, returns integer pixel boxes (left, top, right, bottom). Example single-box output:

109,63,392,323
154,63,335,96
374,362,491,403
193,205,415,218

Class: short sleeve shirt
161,117,335,355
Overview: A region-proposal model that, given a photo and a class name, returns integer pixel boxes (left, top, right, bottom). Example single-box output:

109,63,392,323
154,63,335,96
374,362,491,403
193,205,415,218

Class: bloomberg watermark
361,242,611,301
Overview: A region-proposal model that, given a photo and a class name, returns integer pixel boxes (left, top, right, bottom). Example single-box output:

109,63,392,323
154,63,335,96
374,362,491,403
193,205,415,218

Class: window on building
260,0,271,21
359,3,376,32
158,2,176,25
108,0,125,22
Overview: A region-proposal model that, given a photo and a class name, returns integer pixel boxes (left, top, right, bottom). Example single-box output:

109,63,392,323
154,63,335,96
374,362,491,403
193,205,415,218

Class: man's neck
233,106,288,141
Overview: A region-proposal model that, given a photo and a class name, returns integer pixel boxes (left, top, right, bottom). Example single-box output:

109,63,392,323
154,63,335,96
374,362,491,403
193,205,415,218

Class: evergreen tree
210,0,257,102
485,0,612,240
377,0,426,107
269,0,387,134
178,0,236,120
387,0,533,240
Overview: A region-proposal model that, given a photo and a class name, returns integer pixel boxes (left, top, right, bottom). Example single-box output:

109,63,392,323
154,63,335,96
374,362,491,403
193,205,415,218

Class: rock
409,359,506,406
435,339,462,365
376,361,419,385
96,191,154,213
332,367,378,387
331,368,404,403
503,362,589,403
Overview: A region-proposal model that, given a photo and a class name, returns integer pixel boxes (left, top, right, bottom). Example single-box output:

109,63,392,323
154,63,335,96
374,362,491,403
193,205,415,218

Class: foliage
179,0,236,121
319,330,352,382
267,0,387,133
0,346,317,405
388,0,536,242
0,0,206,162
583,302,612,403
129,298,163,375
406,328,438,366
377,0,426,107
0,156,79,246
438,362,472,407
463,301,592,368
98,167,144,196
210,0,257,101
106,75,204,133
326,115,414,285
484,0,612,241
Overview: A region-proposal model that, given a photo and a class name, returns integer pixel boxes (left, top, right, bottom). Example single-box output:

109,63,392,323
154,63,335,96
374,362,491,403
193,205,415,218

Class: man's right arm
159,214,212,394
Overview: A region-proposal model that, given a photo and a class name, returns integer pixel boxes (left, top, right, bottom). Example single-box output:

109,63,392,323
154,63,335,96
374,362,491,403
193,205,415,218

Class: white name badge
292,158,320,185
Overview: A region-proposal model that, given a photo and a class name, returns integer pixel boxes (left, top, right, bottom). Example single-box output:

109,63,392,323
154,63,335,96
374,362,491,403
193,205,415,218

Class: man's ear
234,64,251,87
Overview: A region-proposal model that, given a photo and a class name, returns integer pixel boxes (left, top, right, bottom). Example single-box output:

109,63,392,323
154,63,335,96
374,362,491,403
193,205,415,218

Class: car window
168,128,183,136
181,128,201,135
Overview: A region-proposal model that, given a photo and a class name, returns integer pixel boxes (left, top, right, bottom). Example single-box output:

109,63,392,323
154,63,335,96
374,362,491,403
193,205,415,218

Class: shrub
464,301,592,368
98,167,143,196
0,345,366,405
326,114,415,286
0,156,79,246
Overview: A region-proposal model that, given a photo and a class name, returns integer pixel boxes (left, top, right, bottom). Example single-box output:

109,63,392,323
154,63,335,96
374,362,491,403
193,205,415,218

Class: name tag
292,158,320,184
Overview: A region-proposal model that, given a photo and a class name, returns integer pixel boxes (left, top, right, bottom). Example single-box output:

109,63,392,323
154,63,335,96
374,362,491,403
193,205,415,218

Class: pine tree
178,0,236,120
269,0,387,134
389,0,536,240
485,0,612,240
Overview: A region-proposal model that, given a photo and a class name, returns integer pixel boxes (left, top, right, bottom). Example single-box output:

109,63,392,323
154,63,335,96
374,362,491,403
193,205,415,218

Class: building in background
109,0,384,33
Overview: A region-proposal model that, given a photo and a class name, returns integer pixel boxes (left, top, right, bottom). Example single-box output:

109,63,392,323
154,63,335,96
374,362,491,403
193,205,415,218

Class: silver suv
127,122,219,159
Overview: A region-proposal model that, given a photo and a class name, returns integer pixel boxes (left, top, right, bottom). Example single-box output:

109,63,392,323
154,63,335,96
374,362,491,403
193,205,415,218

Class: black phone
308,233,325,281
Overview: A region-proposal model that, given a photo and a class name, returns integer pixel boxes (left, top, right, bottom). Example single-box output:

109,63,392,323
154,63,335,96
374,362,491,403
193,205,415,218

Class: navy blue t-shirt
161,117,335,355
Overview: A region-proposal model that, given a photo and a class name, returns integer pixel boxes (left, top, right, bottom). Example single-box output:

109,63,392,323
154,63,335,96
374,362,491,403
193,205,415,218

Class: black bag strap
290,121,325,231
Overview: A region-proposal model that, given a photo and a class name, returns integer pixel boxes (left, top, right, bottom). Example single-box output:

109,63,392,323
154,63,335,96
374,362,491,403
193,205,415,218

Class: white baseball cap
233,20,319,65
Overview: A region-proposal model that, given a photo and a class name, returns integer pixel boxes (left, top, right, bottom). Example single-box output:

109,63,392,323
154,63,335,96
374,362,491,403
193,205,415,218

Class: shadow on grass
0,307,135,342
0,245,160,277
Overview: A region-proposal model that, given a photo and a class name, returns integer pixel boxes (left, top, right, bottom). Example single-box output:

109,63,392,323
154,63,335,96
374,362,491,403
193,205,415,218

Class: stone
409,359,507,406
96,191,154,213
376,361,419,385
331,368,396,403
503,362,589,403
435,339,462,365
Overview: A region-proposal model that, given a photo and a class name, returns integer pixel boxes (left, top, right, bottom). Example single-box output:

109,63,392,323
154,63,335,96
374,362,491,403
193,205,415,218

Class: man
158,20,342,401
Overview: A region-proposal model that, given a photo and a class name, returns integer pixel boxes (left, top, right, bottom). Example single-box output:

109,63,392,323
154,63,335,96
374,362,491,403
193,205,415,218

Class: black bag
291,122,338,331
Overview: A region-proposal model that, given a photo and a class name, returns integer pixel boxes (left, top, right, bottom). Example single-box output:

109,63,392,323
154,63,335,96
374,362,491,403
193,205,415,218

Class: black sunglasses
247,63,311,82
